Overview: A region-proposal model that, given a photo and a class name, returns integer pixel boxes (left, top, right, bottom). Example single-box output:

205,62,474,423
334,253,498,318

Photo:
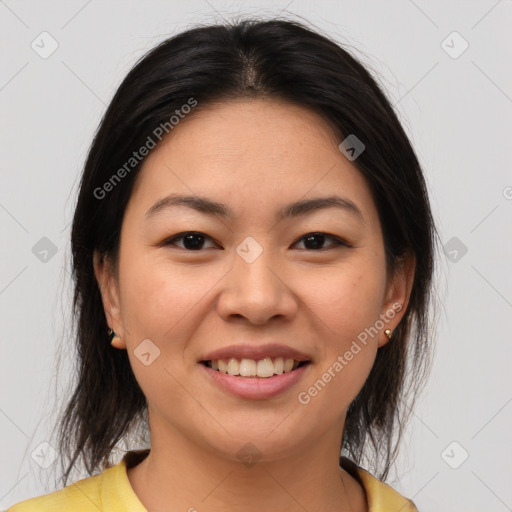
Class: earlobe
108,328,125,349
379,251,416,347
93,250,126,347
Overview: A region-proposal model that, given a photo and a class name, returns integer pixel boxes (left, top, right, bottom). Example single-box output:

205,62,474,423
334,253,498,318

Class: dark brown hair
53,17,441,487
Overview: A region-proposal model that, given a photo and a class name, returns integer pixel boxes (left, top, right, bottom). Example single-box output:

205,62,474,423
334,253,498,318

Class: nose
216,247,298,325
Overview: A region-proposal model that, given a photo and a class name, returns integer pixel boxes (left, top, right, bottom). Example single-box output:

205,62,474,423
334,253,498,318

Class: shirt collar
104,449,417,512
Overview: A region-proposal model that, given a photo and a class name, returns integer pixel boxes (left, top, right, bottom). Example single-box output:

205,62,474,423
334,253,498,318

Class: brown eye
161,231,350,252
294,232,350,251
163,232,217,251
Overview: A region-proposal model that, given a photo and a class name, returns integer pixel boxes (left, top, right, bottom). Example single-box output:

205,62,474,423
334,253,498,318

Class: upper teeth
208,357,302,378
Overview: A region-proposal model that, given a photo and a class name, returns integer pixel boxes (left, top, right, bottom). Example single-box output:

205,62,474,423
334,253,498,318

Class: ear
378,250,415,348
93,250,126,349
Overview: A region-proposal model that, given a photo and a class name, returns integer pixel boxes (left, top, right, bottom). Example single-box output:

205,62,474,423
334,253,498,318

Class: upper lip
200,343,312,363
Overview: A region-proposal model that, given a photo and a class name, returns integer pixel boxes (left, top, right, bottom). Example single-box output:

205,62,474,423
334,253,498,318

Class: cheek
306,264,386,343
119,250,211,337
117,255,206,401
295,265,385,409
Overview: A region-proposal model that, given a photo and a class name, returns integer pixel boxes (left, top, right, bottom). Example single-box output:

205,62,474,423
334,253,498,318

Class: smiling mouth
200,357,311,378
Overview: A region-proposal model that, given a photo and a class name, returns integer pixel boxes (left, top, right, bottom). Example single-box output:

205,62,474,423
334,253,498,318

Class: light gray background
1,1,511,511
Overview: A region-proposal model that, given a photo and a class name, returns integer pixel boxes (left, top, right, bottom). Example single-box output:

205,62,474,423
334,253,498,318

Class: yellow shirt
6,450,418,511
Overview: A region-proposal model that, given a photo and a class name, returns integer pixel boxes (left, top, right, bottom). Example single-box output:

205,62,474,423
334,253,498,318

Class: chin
195,416,316,465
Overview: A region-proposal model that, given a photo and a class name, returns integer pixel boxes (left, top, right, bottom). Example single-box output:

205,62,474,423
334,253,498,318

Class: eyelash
161,231,351,251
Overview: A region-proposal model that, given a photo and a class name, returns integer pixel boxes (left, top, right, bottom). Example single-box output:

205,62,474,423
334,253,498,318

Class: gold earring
384,329,392,339
108,327,117,345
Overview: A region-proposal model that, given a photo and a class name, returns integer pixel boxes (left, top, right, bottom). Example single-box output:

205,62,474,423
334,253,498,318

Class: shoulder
357,468,418,511
5,451,150,512
340,456,418,512
5,468,110,512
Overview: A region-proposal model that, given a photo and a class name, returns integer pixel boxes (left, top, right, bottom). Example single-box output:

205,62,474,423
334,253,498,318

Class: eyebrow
144,193,364,223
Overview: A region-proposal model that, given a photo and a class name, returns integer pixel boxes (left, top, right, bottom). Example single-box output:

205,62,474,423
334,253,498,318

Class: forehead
164,98,342,158
126,98,378,225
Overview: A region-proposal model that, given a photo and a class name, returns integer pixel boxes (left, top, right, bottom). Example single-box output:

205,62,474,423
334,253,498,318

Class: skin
94,98,415,512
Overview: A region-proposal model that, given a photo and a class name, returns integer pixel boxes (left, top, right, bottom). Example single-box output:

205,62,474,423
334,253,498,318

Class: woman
8,17,440,512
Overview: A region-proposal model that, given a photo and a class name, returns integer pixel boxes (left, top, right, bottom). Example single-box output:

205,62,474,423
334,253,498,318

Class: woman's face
95,98,413,462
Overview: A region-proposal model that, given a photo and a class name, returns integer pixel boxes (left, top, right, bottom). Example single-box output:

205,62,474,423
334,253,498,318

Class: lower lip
200,363,311,400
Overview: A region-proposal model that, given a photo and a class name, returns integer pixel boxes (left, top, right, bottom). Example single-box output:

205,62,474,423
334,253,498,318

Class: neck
126,418,367,512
